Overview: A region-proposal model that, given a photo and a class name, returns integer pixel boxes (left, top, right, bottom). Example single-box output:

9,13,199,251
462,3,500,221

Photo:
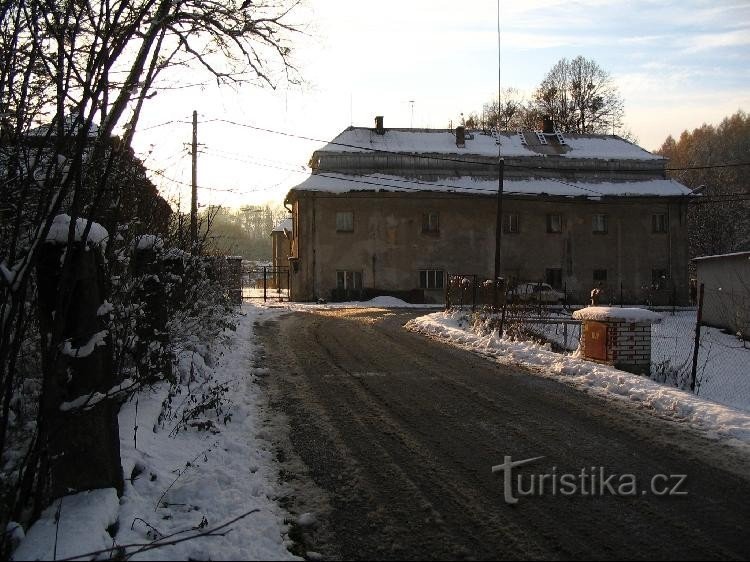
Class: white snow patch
45,214,108,248
12,488,119,561
134,234,164,251
572,306,663,323
60,329,108,358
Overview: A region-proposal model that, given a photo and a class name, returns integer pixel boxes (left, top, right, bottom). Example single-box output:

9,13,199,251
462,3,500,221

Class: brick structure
574,307,662,375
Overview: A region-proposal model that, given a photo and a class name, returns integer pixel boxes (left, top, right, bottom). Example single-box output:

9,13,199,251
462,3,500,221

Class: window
419,270,444,290
652,213,668,233
336,270,362,290
503,213,519,234
336,211,353,232
652,269,669,290
593,269,608,283
545,268,563,289
422,212,439,234
546,214,563,233
592,214,608,234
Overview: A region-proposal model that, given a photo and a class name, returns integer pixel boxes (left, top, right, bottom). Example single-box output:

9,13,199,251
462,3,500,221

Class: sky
130,0,750,211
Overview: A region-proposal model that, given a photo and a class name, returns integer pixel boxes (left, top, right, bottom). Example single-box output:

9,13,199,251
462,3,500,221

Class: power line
197,117,750,174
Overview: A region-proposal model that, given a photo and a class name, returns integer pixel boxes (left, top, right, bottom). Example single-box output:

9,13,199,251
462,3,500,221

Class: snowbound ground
14,304,299,561
256,295,444,311
406,310,750,451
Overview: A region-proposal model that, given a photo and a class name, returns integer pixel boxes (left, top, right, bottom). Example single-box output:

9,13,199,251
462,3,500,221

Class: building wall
289,190,689,305
696,254,750,333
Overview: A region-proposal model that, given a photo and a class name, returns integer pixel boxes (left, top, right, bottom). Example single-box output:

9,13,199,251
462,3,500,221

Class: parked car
510,282,565,304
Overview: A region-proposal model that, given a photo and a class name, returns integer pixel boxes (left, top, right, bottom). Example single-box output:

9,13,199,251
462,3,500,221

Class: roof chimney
375,115,385,135
542,115,554,134
455,125,465,148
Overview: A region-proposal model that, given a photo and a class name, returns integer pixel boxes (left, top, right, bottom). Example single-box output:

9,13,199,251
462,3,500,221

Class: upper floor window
547,214,563,233
593,269,608,283
503,213,519,234
336,211,353,232
592,214,608,234
422,212,440,234
652,213,668,233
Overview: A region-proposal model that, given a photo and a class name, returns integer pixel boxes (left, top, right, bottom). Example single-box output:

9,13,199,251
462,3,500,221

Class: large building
283,117,693,304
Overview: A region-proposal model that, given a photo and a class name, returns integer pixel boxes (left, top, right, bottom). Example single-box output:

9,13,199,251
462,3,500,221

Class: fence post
689,283,705,392
37,236,123,501
444,274,450,310
263,266,267,302
472,274,477,312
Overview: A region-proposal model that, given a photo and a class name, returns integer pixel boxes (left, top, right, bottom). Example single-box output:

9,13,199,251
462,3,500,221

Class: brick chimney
375,115,385,135
542,115,554,134
456,125,465,148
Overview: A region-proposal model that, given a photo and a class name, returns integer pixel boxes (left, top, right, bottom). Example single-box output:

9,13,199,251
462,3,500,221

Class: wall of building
288,190,689,305
696,254,750,333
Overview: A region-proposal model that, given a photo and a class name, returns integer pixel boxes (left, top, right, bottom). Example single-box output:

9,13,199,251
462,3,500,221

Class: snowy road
258,308,750,560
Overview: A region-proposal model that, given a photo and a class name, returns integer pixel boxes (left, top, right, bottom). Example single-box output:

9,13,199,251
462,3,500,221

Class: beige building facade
284,120,692,305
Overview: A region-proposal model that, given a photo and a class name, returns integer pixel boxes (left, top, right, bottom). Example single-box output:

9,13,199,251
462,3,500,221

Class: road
255,308,750,560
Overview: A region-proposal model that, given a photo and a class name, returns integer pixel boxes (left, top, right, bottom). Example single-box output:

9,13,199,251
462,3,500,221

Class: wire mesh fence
447,282,750,411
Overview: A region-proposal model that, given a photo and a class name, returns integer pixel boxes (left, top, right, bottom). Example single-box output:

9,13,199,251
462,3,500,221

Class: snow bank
268,297,442,311
14,304,299,561
113,303,299,561
45,214,109,247
572,306,663,323
12,488,119,561
406,311,750,449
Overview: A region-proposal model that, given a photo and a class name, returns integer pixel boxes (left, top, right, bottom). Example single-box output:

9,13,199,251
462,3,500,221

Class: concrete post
37,240,123,500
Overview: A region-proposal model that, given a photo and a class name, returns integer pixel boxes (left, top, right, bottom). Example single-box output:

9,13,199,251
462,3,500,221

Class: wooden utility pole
492,0,506,330
190,110,198,254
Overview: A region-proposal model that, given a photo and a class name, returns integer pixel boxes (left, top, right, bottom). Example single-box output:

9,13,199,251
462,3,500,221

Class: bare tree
0,0,303,542
534,56,624,134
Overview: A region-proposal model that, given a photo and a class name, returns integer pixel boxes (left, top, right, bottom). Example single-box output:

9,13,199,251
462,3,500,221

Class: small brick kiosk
572,307,662,375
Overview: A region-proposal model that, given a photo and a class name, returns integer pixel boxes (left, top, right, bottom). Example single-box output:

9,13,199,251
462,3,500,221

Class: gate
243,265,290,302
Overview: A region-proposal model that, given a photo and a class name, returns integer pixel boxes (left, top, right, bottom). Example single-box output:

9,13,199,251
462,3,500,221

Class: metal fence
242,265,290,302
461,301,749,411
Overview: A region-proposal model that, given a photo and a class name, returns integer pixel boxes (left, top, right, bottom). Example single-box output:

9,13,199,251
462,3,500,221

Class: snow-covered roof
693,251,750,262
317,127,663,161
271,218,293,233
572,306,662,323
289,173,692,198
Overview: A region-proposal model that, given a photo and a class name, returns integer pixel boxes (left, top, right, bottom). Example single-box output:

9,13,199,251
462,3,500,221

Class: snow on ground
250,294,443,311
14,304,299,562
406,310,750,450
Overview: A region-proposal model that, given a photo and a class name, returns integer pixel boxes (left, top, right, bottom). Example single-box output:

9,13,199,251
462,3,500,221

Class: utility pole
492,0,505,320
190,110,198,255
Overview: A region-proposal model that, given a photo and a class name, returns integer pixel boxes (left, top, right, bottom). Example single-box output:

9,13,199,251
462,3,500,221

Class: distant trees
205,204,288,259
464,56,627,136
656,110,750,258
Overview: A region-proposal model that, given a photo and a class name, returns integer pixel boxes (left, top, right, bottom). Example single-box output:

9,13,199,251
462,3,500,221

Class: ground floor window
593,269,608,283
419,269,444,290
337,270,363,290
545,268,563,289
